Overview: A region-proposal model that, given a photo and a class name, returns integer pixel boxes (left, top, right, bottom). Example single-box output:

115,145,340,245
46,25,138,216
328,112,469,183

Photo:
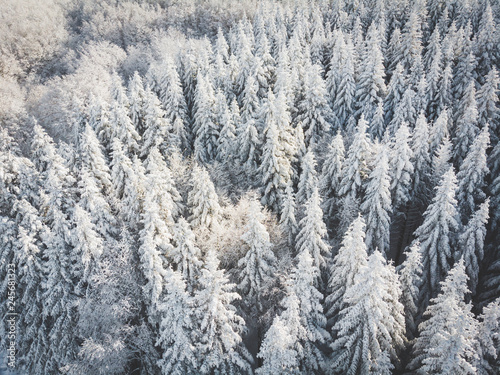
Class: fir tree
410,259,478,375
453,81,480,166
475,298,500,375
188,165,222,232
237,199,276,313
320,131,345,217
413,168,460,305
361,144,392,255
477,68,499,137
330,250,406,375
389,122,414,209
191,250,252,374
296,151,318,207
279,183,298,245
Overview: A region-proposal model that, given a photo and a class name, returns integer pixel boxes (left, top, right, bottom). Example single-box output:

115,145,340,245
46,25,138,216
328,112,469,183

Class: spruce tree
320,131,345,217
389,122,414,209
453,81,480,166
296,151,318,207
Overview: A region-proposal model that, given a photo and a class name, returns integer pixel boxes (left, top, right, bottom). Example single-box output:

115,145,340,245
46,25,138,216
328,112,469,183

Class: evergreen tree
361,144,392,255
338,115,372,201
295,187,331,274
157,268,197,375
296,151,318,207
370,99,386,140
128,71,146,134
332,35,356,130
320,131,345,217
193,74,219,163
458,199,489,295
474,3,499,78
237,199,276,313
399,242,423,341
325,216,368,327
141,86,170,157
409,259,478,375
457,125,490,219
330,250,406,375
389,122,414,209
191,250,252,374
216,92,237,162
188,165,222,232
477,68,499,137
429,108,450,154
384,63,406,126
475,298,500,375
411,112,432,199
259,90,293,212
412,168,460,305
432,136,453,184
279,183,298,245
453,81,480,166
296,63,332,146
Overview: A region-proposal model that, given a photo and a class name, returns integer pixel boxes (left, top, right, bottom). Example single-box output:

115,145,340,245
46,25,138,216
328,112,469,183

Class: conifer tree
157,268,197,375
333,35,356,130
128,71,146,134
191,250,252,374
458,199,489,295
295,187,330,274
412,168,460,305
410,259,478,375
259,90,293,212
474,3,498,78
188,165,222,232
429,108,450,154
475,298,500,375
411,112,432,198
141,86,170,157
453,81,480,166
296,63,332,146
370,100,386,140
320,131,345,217
457,125,490,219
216,92,237,162
237,199,276,313
193,74,219,163
434,63,453,118
361,145,392,255
330,250,406,375
390,122,414,209
384,63,406,125
296,151,318,207
399,242,423,341
432,136,453,185
279,183,298,245
477,68,499,136
170,218,202,292
325,216,369,327
338,115,372,201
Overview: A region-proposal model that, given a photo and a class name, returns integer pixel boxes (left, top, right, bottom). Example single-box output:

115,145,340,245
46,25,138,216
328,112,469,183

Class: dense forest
1,0,500,374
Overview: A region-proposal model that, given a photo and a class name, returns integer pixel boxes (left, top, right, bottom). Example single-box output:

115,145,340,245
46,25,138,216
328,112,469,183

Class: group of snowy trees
1,0,500,374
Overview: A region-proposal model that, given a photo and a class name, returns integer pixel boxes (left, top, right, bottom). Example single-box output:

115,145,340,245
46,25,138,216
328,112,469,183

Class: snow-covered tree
412,167,460,305
320,131,345,217
295,187,330,274
429,107,450,154
279,183,298,245
384,63,406,126
338,115,372,201
453,81,480,165
389,122,414,208
410,259,478,375
128,71,146,134
332,35,356,130
296,151,318,207
237,199,276,313
477,68,499,136
157,268,197,375
188,165,222,232
458,199,489,295
361,144,392,255
457,124,490,219
140,86,169,157
170,218,202,292
474,3,499,78
193,74,219,163
411,112,432,198
432,136,453,184
475,298,500,375
296,63,332,146
325,215,368,327
259,90,293,213
398,242,423,340
191,250,252,374
330,250,406,375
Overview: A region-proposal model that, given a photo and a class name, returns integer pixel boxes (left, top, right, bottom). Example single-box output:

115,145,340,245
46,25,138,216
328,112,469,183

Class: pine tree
237,199,276,313
411,112,432,199
295,187,331,274
432,136,453,184
370,99,386,140
141,86,169,157
128,71,146,134
398,242,423,340
410,259,478,375
401,11,423,72
475,298,500,375
429,108,450,154
187,165,222,232
78,124,112,195
477,68,499,137
296,63,332,146
290,250,330,373
325,216,369,327
355,24,386,123
453,81,480,166
434,63,453,118
458,199,489,295
193,74,219,163
338,115,372,201
330,250,406,375
259,90,293,213
457,124,490,219
389,122,414,209
279,183,298,245
474,3,498,78
296,151,318,207
332,35,356,130
320,131,345,217
216,92,237,162
384,63,406,125
191,250,252,374
413,167,460,305
361,144,392,255
157,268,197,375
